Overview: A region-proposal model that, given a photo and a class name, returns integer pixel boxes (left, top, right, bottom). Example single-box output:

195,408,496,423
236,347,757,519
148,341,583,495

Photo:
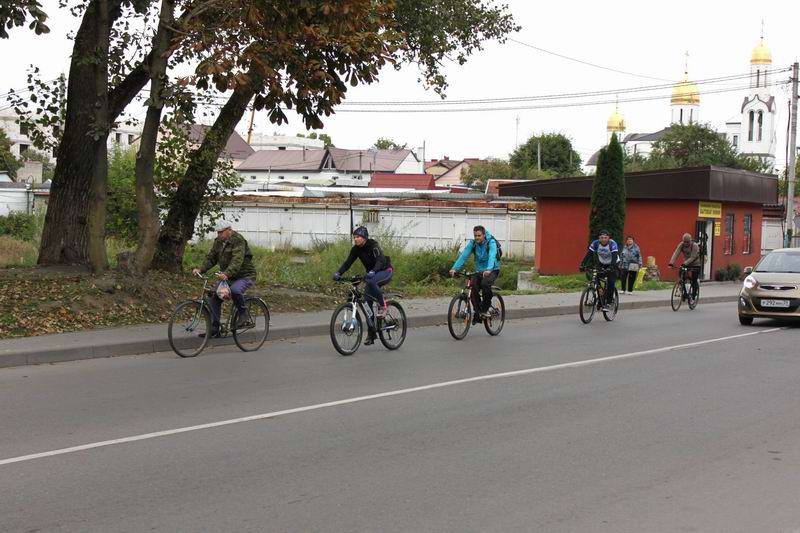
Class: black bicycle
671,265,699,311
329,275,407,356
579,267,619,324
168,273,270,357
447,270,506,340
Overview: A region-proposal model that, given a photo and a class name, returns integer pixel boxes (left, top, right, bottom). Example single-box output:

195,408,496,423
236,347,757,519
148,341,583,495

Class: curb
0,295,738,369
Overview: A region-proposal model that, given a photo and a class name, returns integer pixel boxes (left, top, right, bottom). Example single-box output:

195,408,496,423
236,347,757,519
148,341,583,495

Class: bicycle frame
338,277,398,334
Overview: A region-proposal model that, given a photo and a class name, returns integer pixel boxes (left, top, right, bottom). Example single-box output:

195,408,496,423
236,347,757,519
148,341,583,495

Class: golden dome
671,73,700,106
751,38,772,64
606,108,625,132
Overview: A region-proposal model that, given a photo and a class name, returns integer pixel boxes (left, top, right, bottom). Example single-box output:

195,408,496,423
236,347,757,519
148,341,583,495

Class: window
756,69,761,87
278,146,286,150
757,111,763,142
251,175,256,180
679,109,684,124
743,215,752,254
19,144,29,154
302,175,309,180
115,132,122,143
724,213,735,255
733,135,739,148
128,134,134,144
689,109,694,124
19,122,28,136
278,175,285,180
748,111,755,141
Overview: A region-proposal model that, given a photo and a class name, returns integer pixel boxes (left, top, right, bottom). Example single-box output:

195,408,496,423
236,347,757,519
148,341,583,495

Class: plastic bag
216,280,231,300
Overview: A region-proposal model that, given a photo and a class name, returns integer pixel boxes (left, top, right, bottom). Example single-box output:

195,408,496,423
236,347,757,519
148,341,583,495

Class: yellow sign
714,221,721,237
698,201,722,219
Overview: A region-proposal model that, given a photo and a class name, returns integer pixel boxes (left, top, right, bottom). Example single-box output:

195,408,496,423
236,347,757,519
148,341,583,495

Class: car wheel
738,314,754,326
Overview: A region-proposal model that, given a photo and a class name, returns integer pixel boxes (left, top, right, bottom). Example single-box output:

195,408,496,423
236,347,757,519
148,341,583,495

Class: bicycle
167,273,270,357
670,265,699,311
447,270,506,340
579,267,619,324
329,275,407,356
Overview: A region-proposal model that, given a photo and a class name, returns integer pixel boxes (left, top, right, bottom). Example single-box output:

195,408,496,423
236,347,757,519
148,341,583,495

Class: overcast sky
1,0,798,167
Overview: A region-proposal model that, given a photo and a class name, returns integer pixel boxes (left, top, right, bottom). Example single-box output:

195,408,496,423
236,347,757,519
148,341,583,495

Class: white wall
394,152,424,174
215,203,536,259
237,169,366,189
0,189,31,216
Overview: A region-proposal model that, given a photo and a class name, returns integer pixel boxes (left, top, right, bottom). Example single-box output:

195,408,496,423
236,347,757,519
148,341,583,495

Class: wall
216,202,535,259
237,169,365,189
0,188,31,216
762,218,783,254
535,197,764,280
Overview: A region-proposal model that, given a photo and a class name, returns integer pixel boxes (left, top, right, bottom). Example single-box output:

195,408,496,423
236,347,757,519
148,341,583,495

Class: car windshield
755,252,800,273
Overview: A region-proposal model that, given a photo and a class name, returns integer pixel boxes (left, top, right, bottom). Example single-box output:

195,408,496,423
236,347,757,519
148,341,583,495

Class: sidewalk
0,283,742,368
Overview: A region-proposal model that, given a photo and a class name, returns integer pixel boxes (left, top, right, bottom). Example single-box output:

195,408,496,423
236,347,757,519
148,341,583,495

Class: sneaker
376,303,387,319
364,332,377,346
471,314,482,325
235,312,254,329
601,305,611,312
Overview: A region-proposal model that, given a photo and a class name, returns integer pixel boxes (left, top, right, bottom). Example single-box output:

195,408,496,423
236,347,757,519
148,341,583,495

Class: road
1,303,799,532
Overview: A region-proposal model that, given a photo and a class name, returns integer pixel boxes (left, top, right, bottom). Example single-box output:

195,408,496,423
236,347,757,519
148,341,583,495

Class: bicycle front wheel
671,281,683,311
330,303,363,356
379,301,407,350
447,294,472,340
483,294,506,336
168,300,211,357
233,297,270,352
579,287,596,324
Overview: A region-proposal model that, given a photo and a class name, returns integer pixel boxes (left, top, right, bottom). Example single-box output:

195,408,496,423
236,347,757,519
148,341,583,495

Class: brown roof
485,179,525,195
187,124,255,160
329,148,414,172
369,173,436,190
237,149,327,171
427,158,460,170
499,166,778,205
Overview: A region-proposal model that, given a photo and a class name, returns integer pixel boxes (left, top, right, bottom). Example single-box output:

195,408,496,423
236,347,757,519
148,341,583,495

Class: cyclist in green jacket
192,220,257,336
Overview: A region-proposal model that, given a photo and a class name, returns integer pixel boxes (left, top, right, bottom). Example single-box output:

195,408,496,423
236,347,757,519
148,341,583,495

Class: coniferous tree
588,133,626,244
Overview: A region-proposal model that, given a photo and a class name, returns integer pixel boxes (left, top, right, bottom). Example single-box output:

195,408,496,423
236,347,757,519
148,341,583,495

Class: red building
499,166,778,281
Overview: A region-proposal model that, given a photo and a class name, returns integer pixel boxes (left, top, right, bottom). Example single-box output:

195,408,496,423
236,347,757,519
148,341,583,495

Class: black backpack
489,236,503,260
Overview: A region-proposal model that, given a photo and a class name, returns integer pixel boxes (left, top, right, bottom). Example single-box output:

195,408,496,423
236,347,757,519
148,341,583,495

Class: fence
219,201,536,259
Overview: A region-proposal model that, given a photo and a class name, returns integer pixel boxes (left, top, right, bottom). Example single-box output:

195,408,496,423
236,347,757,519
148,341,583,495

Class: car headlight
743,275,757,289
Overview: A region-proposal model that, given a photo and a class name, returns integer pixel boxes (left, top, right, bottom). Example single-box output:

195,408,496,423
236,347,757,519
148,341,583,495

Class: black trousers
686,266,701,297
470,271,499,313
622,269,638,292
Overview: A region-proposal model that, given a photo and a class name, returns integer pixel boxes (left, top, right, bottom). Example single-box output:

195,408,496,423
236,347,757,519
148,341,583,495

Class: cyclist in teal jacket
449,225,501,324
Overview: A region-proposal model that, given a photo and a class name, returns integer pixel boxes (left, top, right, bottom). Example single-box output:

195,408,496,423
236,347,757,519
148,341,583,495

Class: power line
288,81,792,114
508,38,676,83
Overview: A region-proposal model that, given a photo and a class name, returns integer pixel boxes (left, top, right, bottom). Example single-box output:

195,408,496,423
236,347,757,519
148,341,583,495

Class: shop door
695,220,713,280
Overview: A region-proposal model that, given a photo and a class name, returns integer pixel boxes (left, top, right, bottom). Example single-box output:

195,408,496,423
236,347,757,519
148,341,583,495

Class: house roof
498,166,778,205
237,149,327,171
369,173,436,190
622,128,671,143
328,148,414,172
485,179,526,195
427,158,460,170
187,124,255,160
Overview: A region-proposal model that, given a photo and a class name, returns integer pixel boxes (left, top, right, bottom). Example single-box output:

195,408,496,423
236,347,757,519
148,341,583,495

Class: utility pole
537,140,542,172
785,62,798,247
246,106,256,145
515,116,520,150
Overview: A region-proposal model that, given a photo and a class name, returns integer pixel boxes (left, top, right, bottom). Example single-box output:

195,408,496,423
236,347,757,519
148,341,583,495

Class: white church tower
726,27,777,169
671,53,700,125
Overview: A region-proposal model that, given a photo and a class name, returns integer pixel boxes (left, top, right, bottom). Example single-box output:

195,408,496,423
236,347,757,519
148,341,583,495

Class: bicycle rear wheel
579,287,596,324
483,294,505,336
671,281,683,311
378,301,407,350
447,294,472,340
232,297,270,352
168,300,211,357
330,303,363,356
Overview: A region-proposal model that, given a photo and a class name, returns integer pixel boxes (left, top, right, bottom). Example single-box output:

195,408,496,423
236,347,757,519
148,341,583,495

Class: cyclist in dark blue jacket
579,229,620,311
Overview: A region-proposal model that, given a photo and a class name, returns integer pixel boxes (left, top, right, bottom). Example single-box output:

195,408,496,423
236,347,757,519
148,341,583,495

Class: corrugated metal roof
237,149,327,171
370,173,436,190
329,147,413,172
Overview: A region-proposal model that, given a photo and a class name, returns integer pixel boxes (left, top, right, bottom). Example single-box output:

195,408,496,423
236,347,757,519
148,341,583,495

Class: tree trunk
132,0,174,273
37,0,194,269
152,83,255,272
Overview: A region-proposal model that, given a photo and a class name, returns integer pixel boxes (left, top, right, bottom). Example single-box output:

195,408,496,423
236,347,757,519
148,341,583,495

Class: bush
0,212,36,242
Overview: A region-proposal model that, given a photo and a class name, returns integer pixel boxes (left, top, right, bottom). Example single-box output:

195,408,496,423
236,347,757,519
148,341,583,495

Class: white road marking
0,327,784,467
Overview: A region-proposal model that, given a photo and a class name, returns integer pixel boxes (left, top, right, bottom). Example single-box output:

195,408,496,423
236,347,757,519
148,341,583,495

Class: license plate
761,299,790,308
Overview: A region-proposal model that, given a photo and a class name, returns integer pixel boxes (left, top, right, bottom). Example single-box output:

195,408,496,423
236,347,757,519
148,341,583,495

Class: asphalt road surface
1,303,799,532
